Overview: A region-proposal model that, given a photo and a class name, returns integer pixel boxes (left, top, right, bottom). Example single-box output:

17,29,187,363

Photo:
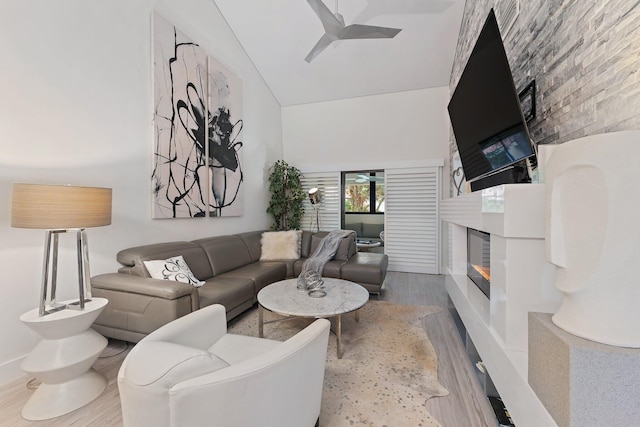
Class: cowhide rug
228,300,448,426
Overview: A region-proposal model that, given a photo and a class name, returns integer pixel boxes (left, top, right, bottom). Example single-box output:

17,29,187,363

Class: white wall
0,0,282,385
281,87,451,173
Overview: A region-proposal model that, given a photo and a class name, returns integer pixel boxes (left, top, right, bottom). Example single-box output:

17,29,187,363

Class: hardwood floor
0,272,496,426
375,272,497,427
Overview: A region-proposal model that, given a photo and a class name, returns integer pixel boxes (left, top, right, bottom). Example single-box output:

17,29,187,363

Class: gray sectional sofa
91,230,388,343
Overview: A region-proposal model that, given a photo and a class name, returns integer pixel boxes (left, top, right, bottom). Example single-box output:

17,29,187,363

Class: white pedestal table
19,297,109,420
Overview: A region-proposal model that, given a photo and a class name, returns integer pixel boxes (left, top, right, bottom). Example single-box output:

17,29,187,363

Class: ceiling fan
354,174,384,183
305,0,402,63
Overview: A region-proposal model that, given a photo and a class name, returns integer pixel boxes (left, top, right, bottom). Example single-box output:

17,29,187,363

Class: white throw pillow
144,255,205,287
260,230,302,260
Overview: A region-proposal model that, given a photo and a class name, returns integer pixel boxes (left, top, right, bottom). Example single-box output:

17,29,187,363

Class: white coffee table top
258,278,369,318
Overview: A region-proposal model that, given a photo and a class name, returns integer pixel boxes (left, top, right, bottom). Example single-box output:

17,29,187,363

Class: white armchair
117,304,330,427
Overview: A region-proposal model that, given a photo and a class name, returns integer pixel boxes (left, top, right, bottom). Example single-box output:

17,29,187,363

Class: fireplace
467,228,490,298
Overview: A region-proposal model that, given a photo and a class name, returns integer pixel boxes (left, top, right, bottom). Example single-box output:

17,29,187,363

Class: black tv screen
448,9,535,185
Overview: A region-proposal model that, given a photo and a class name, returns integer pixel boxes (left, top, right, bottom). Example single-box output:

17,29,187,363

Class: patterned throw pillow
143,255,205,287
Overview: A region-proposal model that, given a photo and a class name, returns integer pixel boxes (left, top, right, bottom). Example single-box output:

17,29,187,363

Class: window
343,171,385,214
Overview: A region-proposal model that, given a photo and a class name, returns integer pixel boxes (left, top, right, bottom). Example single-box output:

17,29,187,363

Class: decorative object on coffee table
297,269,324,292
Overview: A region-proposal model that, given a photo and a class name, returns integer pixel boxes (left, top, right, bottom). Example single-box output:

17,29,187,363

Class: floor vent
497,0,519,35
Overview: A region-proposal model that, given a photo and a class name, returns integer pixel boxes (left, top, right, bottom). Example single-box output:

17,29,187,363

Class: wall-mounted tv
448,9,536,190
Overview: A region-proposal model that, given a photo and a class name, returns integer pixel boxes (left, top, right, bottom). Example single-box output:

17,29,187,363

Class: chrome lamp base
39,229,93,316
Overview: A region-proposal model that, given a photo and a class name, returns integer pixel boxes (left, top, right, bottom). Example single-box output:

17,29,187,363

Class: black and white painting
207,56,244,217
152,12,243,218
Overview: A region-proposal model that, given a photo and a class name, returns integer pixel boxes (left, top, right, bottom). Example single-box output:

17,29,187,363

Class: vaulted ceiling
213,0,466,106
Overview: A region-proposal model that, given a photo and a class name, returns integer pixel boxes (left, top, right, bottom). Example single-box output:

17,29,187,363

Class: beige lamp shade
11,183,112,229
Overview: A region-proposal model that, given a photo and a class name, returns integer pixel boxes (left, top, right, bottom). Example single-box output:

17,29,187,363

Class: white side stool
19,298,108,420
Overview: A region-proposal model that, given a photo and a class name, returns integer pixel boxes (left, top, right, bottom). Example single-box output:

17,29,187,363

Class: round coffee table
257,278,369,358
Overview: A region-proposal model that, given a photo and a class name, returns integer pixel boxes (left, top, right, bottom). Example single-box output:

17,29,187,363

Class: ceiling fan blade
306,0,343,35
305,33,335,63
338,24,402,40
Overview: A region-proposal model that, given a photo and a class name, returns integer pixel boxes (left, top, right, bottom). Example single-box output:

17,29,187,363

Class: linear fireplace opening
467,228,490,298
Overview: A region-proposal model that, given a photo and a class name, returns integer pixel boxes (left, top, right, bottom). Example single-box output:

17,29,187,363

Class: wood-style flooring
0,272,497,426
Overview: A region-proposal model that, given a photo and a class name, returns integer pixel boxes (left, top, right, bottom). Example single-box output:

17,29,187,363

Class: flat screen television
448,9,536,189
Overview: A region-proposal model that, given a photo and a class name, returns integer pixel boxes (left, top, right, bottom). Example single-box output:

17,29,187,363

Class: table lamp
11,183,112,316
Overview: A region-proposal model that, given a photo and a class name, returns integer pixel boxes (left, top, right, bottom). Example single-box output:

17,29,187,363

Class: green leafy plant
266,160,306,230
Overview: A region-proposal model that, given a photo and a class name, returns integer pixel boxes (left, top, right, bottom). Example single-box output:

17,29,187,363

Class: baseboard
0,354,28,388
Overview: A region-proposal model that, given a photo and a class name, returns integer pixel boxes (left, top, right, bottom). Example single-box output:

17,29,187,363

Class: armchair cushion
208,334,281,365
126,341,228,387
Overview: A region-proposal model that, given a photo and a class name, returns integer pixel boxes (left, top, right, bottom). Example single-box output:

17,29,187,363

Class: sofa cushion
235,230,267,262
144,256,205,287
194,236,253,276
220,262,287,292
310,233,355,261
294,258,343,278
125,341,229,388
340,252,388,286
117,242,213,280
300,231,314,258
198,277,255,311
260,230,302,260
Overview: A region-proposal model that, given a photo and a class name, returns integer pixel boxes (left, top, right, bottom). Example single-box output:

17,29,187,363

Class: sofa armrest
92,273,197,301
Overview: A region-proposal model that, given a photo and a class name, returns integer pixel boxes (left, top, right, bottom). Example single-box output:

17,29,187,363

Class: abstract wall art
152,12,243,218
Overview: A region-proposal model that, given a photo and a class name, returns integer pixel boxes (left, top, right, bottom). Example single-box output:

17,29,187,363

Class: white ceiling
213,0,466,106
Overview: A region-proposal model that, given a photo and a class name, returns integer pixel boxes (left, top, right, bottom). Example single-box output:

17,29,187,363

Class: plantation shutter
385,166,441,274
300,171,340,232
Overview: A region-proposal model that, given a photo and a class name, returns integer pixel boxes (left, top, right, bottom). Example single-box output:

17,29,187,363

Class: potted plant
266,160,305,230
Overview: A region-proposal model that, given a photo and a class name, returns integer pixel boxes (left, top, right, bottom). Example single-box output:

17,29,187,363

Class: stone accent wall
449,0,640,184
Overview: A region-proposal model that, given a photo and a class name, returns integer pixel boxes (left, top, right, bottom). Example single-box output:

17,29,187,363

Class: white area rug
228,300,449,426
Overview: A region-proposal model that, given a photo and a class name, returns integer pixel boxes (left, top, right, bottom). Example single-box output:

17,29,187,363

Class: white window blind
300,172,340,232
385,167,441,274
